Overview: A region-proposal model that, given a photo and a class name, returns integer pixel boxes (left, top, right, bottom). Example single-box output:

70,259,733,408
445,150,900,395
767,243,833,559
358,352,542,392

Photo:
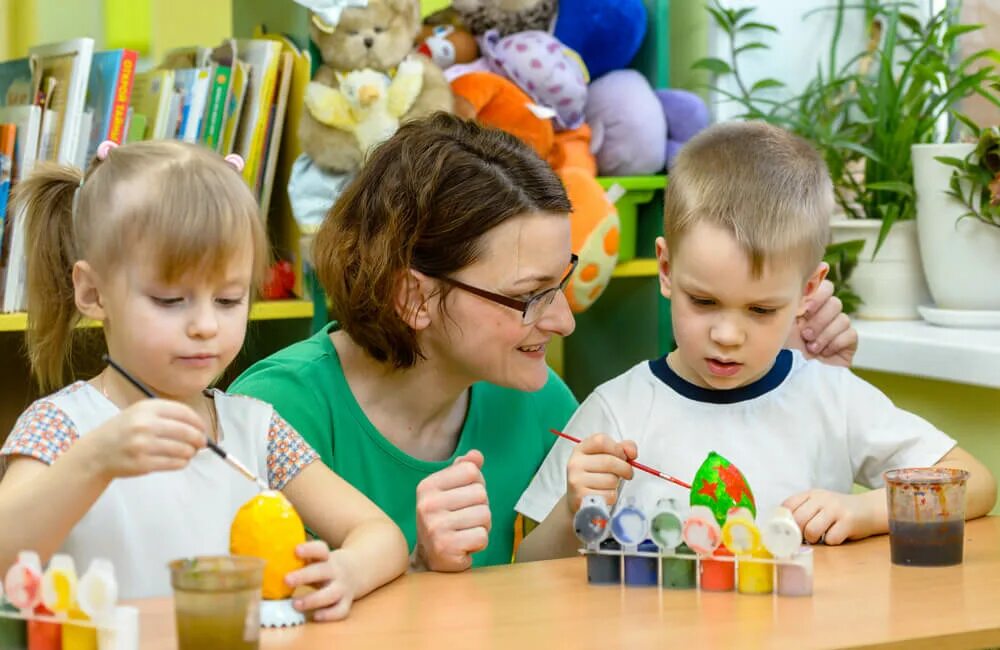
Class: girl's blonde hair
14,140,268,391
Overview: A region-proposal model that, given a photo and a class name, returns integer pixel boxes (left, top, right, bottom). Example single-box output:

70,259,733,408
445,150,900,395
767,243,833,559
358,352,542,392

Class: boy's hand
285,542,357,621
783,489,875,545
86,400,206,480
794,279,858,367
413,450,491,572
565,434,638,513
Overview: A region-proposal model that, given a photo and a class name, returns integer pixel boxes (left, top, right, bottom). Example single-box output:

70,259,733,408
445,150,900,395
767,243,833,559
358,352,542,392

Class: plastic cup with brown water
884,467,969,567
169,556,265,650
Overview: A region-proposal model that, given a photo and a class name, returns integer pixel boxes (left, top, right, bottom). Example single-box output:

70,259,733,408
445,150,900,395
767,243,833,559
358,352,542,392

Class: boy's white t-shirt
1,382,317,599
516,350,956,523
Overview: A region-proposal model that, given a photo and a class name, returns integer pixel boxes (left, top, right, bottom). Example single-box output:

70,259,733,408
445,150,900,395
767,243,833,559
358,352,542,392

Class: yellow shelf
0,300,314,332
611,258,659,278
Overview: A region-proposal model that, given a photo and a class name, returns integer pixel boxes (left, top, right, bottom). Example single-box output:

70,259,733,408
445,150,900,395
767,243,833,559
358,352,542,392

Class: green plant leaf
739,21,779,33
692,57,733,75
750,78,785,92
865,181,915,197
735,42,770,56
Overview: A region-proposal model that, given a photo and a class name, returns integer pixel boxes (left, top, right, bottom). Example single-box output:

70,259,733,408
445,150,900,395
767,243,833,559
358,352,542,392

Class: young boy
515,121,997,561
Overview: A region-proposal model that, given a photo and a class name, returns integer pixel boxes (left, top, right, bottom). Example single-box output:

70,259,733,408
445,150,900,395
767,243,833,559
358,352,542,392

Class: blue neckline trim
647,349,793,404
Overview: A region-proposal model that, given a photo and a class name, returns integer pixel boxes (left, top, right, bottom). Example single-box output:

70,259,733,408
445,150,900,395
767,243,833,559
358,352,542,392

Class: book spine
201,65,231,150
107,50,137,144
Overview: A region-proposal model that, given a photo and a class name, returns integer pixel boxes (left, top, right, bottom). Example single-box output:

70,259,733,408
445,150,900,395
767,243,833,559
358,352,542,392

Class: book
84,49,138,160
199,64,232,151
256,51,293,215
0,105,42,181
28,38,95,164
130,69,175,140
173,67,212,143
0,58,37,107
233,39,283,190
0,123,15,247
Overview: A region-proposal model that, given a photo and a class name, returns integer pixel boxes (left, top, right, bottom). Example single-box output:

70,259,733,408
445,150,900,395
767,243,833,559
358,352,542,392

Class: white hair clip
293,0,369,33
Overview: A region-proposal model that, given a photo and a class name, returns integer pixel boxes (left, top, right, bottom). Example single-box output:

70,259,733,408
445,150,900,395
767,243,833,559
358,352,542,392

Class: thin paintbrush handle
102,355,268,490
550,429,692,490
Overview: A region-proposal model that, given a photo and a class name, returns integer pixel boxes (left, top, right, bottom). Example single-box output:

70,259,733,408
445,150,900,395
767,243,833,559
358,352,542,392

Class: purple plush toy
479,29,588,131
656,88,711,170
585,70,666,176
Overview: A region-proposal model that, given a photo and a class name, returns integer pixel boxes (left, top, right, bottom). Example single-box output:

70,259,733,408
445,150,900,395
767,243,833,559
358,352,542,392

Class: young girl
0,140,408,620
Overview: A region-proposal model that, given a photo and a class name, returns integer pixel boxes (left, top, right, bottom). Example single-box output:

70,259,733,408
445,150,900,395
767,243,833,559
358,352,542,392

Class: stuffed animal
559,166,620,312
450,71,554,157
479,29,588,131
452,0,559,37
586,69,667,176
304,58,423,158
298,0,453,173
416,24,479,69
554,0,647,79
656,88,711,170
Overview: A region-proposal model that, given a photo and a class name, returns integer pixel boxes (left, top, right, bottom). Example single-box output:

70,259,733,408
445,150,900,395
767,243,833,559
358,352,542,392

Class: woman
231,113,857,571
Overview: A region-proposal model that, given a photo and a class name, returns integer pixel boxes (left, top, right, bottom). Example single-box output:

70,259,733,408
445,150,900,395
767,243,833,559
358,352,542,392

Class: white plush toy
304,57,424,158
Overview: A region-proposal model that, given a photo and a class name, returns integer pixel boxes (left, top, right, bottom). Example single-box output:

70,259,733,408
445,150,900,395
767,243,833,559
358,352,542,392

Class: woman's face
422,211,576,392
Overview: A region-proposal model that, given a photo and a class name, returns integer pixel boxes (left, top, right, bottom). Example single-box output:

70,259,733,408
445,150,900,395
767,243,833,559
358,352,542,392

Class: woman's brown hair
14,140,267,391
313,112,571,368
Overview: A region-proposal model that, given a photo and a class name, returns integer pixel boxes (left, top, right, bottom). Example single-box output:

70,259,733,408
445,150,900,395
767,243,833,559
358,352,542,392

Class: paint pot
5,552,43,613
777,546,814,597
737,548,774,595
610,498,648,548
721,507,761,555
41,554,77,616
623,540,658,587
27,605,61,650
699,546,734,592
574,495,611,547
661,543,697,589
62,608,99,650
98,606,139,650
885,467,968,567
761,507,802,559
0,602,27,650
586,538,622,585
649,498,685,551
77,559,117,622
682,505,722,556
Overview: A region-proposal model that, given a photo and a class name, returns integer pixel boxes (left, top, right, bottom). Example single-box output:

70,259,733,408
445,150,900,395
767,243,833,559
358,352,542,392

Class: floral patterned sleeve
0,401,80,469
266,410,319,490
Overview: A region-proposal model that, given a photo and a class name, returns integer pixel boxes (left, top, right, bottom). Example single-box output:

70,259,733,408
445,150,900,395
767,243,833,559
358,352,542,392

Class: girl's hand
284,541,357,622
85,399,206,479
413,450,491,572
565,434,637,513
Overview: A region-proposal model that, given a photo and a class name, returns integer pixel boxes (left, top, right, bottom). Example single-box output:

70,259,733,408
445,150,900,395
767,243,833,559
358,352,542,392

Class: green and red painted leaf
689,451,756,525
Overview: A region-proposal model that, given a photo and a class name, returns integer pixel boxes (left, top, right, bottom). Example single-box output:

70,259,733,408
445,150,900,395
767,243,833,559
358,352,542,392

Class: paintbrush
102,354,268,491
550,429,692,490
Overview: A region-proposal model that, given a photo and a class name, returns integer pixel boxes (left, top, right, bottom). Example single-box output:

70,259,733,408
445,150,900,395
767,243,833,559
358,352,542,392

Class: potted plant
695,1,1000,319
912,125,1000,319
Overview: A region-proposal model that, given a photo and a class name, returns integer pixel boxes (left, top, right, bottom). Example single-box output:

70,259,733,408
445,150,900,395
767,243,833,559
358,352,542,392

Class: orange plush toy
452,72,617,312
558,166,620,312
450,71,554,158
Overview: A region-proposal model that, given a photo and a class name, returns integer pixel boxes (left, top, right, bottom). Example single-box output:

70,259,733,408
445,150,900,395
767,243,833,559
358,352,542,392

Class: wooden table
137,517,1000,649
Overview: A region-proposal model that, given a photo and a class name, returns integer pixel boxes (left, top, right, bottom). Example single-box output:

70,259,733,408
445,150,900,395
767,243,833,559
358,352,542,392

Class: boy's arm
515,496,579,562
934,446,997,519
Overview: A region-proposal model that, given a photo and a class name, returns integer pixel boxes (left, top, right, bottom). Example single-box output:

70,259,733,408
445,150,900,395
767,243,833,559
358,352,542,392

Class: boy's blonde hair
663,121,833,278
14,140,268,391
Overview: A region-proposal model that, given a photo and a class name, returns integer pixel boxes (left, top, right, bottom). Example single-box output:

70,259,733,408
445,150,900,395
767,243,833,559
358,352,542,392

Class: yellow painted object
230,491,307,599
61,609,98,650
737,549,774,595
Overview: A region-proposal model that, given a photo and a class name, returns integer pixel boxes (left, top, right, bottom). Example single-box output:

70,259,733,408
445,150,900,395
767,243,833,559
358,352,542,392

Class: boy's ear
73,261,107,321
655,236,673,299
395,269,434,331
798,261,830,316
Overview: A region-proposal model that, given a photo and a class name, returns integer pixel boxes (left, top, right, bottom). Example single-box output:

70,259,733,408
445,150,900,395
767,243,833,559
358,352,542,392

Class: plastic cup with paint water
169,556,265,650
884,467,968,567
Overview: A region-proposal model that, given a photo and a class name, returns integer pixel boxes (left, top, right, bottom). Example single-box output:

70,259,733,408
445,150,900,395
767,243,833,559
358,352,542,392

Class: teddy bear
304,57,423,158
298,0,454,173
452,0,559,37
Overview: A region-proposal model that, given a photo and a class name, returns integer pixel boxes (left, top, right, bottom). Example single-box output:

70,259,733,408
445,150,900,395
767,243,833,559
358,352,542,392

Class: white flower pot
829,218,930,320
913,143,1000,310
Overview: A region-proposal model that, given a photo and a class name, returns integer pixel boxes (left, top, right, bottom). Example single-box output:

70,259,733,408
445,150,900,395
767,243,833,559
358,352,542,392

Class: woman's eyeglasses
436,254,578,325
